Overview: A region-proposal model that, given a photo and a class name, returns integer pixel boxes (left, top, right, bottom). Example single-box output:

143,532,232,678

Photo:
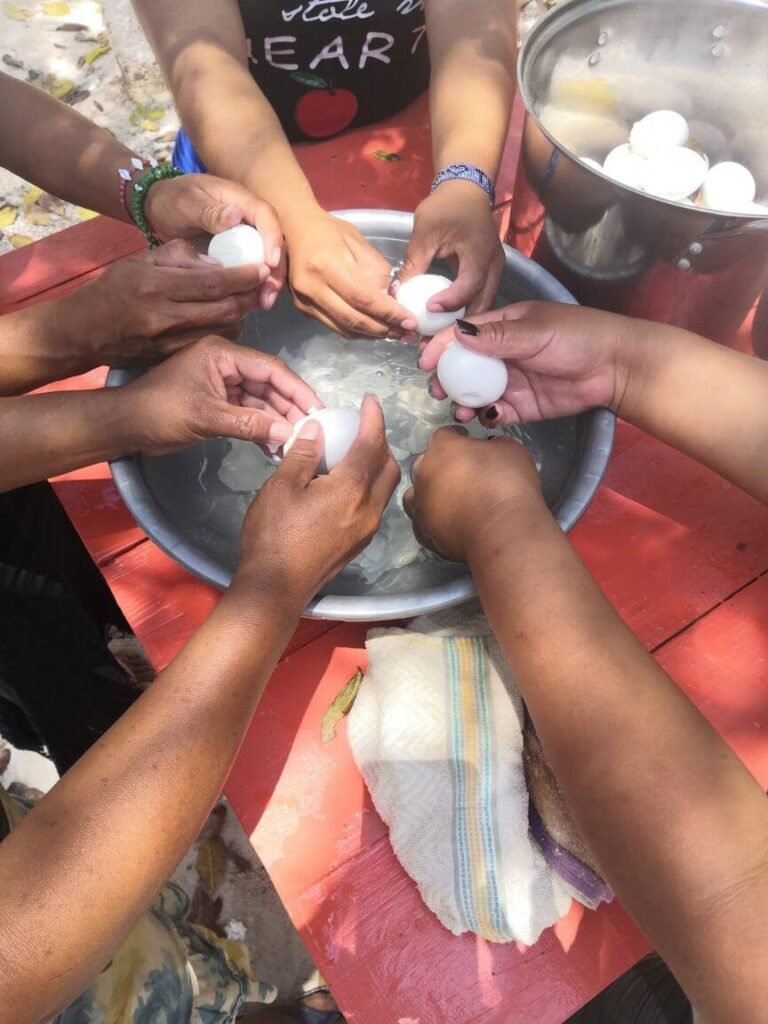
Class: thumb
395,234,434,291
152,238,213,270
199,202,243,236
449,314,547,364
277,418,324,486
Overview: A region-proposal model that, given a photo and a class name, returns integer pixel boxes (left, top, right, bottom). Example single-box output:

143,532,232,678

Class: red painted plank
0,217,143,313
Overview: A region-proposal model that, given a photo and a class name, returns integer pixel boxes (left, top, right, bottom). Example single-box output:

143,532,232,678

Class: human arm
420,303,768,504
405,430,768,1023
0,335,320,490
396,0,516,315
0,69,284,290
0,395,400,1024
130,0,416,338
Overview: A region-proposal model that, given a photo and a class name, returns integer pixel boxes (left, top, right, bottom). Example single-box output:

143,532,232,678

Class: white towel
347,604,577,946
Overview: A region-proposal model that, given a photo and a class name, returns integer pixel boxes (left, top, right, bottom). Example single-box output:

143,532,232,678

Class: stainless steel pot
510,0,768,345
108,210,615,621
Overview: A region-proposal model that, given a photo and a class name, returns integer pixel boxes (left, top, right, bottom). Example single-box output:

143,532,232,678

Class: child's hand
419,302,647,427
403,427,544,564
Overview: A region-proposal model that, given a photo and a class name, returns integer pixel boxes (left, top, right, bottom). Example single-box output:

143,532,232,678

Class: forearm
425,0,517,178
0,289,107,395
471,507,768,1019
0,581,301,1024
0,72,135,222
0,387,139,490
620,321,768,504
133,0,317,226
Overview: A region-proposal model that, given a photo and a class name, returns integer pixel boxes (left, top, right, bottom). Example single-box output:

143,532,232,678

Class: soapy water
212,329,541,585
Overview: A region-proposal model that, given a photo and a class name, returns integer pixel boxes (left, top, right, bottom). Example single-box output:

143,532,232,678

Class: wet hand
237,394,400,605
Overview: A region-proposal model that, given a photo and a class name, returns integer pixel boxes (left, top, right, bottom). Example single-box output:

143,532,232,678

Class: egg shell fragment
397,274,466,337
436,341,508,409
283,406,361,474
208,224,265,267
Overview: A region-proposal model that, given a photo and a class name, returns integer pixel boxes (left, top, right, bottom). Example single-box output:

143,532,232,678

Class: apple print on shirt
239,0,430,141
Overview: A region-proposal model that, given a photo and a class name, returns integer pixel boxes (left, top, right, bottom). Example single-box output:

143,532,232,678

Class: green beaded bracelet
128,164,184,248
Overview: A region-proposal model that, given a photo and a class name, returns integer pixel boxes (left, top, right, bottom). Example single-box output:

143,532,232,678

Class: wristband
124,163,184,248
430,163,496,207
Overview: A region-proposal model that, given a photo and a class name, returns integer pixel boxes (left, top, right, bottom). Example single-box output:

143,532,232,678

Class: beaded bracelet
430,163,496,207
127,164,184,248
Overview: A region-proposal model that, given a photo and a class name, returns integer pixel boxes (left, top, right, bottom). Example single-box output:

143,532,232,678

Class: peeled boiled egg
629,110,689,158
700,162,757,212
283,405,361,474
208,224,265,267
603,144,647,190
641,147,709,201
396,274,466,336
436,341,508,409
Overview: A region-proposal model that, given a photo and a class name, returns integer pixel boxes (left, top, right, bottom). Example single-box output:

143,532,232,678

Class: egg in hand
283,406,361,474
397,274,466,336
208,224,265,267
437,341,508,409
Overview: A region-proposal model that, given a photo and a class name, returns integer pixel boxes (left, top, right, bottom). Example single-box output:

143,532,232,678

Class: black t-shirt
240,0,431,141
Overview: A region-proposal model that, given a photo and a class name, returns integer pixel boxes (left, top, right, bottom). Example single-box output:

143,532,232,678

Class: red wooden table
3,95,768,1024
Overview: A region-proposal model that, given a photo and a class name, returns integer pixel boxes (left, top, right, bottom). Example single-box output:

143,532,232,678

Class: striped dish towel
347,609,610,946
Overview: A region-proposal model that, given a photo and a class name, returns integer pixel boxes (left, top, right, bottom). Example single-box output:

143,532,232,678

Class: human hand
236,394,400,606
121,336,319,455
284,210,417,338
79,240,268,367
396,182,505,318
420,301,644,427
403,428,544,564
144,173,286,310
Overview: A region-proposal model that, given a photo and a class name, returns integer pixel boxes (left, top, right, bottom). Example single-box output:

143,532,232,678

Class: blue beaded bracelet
430,163,496,206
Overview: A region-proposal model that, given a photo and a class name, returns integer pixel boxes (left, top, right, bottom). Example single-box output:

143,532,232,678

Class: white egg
701,162,758,212
396,274,466,336
602,144,647,190
436,341,508,409
207,224,265,267
629,110,689,158
580,157,604,171
283,406,361,474
641,146,709,201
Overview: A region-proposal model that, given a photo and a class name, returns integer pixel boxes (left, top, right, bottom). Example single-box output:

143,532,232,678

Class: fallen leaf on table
79,41,110,66
141,120,159,132
196,834,227,894
25,208,50,227
76,206,98,221
2,54,23,68
22,185,43,208
0,206,17,229
373,149,401,162
9,234,34,248
321,667,364,743
43,1,70,14
2,3,32,20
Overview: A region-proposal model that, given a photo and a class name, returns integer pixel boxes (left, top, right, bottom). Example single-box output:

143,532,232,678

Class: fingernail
484,405,499,421
198,254,221,265
264,288,278,310
457,319,479,337
428,380,440,398
270,246,281,268
267,421,292,443
296,419,321,441
221,204,240,223
401,317,417,331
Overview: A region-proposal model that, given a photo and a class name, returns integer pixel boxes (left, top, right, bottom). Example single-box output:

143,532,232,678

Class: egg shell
208,224,265,267
283,406,361,474
396,274,466,336
436,341,508,409
629,110,689,159
701,161,758,212
641,146,709,201
603,144,647,190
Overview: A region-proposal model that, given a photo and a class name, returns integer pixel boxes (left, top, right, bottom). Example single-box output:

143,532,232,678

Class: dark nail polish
456,319,479,337
484,405,499,421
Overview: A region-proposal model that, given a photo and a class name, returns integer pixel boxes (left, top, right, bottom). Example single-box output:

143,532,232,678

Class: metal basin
509,0,768,345
108,210,614,621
